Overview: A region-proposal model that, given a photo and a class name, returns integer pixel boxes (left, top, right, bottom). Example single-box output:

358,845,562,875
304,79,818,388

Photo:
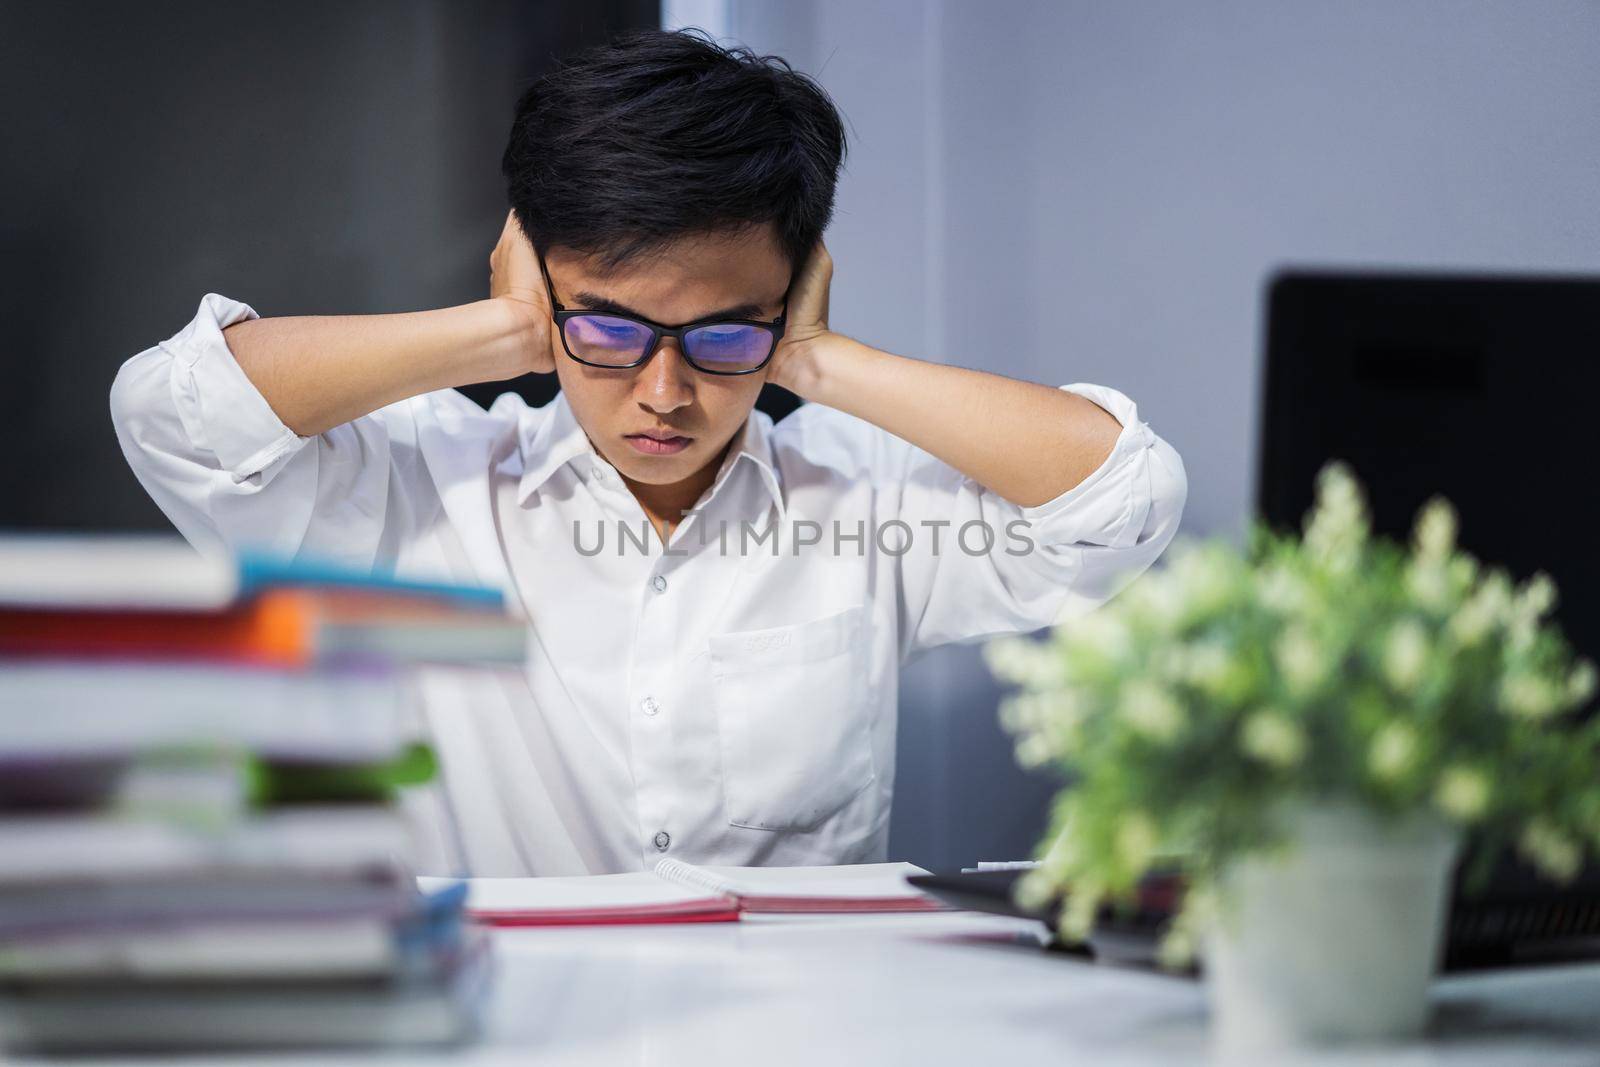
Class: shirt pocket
708,606,875,832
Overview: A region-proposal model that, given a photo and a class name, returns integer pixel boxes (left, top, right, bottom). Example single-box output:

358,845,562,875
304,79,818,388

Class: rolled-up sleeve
895,382,1187,659
109,293,406,565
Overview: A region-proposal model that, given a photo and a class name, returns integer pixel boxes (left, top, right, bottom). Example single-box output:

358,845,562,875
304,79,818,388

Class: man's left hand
767,241,834,394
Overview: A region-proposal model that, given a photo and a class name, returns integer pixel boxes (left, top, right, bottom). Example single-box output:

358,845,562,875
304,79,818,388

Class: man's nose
635,339,695,414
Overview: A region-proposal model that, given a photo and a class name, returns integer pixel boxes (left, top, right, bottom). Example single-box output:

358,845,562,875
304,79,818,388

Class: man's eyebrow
572,290,773,324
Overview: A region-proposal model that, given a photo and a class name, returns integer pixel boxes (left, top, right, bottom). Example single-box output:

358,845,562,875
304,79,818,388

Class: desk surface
15,913,1600,1065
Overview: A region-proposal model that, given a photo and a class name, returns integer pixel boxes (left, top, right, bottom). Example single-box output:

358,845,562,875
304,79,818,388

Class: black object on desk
907,870,1180,969
1262,270,1600,971
914,860,1600,974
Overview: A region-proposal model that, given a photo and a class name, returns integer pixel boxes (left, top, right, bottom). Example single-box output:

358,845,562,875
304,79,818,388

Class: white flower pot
1205,803,1461,1051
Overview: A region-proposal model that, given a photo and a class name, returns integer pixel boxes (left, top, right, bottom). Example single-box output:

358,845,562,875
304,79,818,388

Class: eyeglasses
537,251,786,376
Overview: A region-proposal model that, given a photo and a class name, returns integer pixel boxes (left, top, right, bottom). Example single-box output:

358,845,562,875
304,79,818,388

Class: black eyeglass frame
536,250,787,376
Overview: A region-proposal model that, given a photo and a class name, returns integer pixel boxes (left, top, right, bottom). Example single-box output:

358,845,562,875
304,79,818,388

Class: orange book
0,589,525,668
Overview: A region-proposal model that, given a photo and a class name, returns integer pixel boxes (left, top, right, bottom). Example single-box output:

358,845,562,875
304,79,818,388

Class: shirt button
651,574,668,594
653,831,671,851
641,696,660,717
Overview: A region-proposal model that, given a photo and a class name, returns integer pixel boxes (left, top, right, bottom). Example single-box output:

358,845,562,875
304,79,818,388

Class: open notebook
419,861,940,926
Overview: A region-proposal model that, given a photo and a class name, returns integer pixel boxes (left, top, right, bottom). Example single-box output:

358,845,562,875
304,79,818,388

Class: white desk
15,913,1600,1065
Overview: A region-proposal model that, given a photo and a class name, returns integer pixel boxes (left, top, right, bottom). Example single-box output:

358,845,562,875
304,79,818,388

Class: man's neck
621,438,734,544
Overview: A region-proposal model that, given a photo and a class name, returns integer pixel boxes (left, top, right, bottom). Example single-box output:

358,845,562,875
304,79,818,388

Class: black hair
502,29,846,275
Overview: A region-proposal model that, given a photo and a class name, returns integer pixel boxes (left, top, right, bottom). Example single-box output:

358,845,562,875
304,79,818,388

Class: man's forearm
779,334,1121,509
223,299,532,437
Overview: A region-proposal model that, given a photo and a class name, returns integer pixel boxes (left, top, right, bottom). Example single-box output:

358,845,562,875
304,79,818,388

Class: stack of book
0,536,525,1053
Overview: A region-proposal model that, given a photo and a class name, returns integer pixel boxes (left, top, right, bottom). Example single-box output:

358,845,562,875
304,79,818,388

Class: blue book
236,551,503,608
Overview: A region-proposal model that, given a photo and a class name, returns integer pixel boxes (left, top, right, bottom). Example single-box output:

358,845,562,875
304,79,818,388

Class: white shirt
110,293,1188,876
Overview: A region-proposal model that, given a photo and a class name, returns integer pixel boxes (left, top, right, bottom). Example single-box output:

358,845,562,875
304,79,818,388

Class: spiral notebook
421,861,939,926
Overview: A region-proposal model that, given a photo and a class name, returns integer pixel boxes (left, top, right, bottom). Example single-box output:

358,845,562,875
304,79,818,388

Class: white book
0,661,408,761
0,533,504,613
652,860,938,913
0,807,416,885
417,871,737,924
0,917,396,981
0,935,491,1053
0,535,236,611
0,879,410,938
420,861,939,925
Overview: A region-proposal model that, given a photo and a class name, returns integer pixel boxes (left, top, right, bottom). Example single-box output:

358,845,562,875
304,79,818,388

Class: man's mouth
624,430,693,456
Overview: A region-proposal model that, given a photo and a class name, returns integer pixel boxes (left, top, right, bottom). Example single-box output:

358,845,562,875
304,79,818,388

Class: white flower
1124,571,1185,626
1433,765,1492,822
1182,641,1240,700
1275,627,1329,698
997,695,1034,733
1506,617,1538,654
1150,644,1190,684
1413,498,1457,561
1405,562,1453,613
1448,589,1497,646
1257,564,1309,615
1040,688,1089,721
1041,720,1086,759
1059,874,1105,940
1240,709,1307,769
1521,818,1582,883
1477,572,1514,620
1449,555,1480,590
1516,573,1558,622
1369,721,1419,782
1304,463,1370,574
1383,621,1430,694
1014,735,1054,769
983,637,1062,688
1038,694,1090,758
1570,660,1598,706
1500,673,1560,721
1066,612,1132,662
1167,548,1235,619
983,638,1031,684
1407,500,1463,613
1118,680,1184,744
1157,922,1198,971
1015,867,1058,913
1115,811,1160,871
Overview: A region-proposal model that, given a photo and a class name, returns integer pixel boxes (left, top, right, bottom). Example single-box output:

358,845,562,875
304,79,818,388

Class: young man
111,31,1186,875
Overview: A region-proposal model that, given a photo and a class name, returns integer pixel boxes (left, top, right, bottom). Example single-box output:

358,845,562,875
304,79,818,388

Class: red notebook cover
416,874,740,927
472,899,742,926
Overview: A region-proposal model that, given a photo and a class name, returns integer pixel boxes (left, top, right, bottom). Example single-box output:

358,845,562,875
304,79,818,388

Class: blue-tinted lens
683,323,773,372
564,315,653,365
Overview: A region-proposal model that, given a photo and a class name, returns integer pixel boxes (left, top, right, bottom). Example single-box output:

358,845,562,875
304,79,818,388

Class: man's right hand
489,210,556,375
219,210,559,436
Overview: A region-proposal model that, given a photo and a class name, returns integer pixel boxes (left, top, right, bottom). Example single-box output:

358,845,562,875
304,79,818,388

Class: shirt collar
704,407,787,522
517,393,786,520
516,393,595,505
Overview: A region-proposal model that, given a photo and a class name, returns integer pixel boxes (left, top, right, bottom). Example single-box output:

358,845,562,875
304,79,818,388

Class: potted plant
985,462,1600,1050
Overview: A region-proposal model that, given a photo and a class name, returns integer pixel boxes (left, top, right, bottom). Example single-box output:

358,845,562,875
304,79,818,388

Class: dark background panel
1,0,815,532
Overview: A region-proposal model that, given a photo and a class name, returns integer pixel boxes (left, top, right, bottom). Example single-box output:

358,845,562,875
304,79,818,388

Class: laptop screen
1257,270,1600,707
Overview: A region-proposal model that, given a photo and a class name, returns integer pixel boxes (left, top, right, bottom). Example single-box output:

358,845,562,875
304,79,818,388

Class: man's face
545,225,791,490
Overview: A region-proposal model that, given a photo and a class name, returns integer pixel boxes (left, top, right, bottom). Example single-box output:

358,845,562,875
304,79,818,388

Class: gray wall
11,0,1597,869
711,0,1600,868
